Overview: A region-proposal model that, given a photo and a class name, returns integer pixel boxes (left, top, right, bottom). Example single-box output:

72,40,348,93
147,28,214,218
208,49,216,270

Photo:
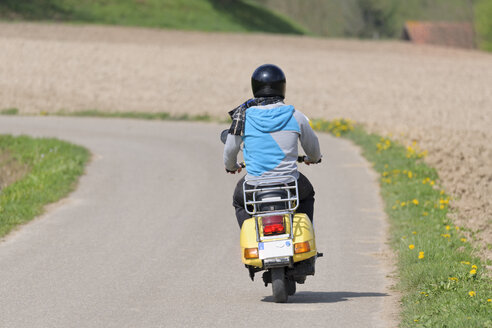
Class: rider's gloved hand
225,163,243,174
303,156,322,166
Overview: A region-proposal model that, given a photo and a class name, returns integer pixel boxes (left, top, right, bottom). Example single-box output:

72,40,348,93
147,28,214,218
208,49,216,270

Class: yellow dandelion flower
412,231,417,235
441,234,451,238
487,299,491,302
461,238,467,242
401,202,406,207
445,225,451,230
440,190,445,195
470,269,477,275
409,244,415,250
408,171,413,179
455,226,460,231
460,261,471,265
448,277,458,281
430,180,435,186
471,265,477,270
418,252,424,259
469,291,476,297
423,212,429,216
392,205,397,210
412,199,419,205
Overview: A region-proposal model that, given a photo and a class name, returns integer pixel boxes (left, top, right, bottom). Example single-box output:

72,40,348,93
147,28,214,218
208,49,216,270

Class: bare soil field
0,22,490,260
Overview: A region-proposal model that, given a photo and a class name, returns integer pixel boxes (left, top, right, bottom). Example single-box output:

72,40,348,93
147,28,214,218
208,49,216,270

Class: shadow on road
262,291,388,304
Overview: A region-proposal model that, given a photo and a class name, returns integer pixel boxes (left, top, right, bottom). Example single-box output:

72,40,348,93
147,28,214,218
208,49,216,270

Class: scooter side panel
292,213,317,262
240,218,263,267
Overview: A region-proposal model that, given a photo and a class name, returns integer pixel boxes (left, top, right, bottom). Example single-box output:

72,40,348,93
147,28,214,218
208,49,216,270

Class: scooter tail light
294,241,311,254
244,248,259,259
262,215,285,235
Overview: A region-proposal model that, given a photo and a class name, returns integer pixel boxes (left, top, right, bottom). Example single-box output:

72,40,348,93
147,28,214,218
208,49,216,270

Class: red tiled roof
403,21,475,49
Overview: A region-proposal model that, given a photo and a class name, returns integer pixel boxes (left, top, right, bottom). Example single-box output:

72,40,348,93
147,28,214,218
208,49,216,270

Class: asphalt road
0,117,395,327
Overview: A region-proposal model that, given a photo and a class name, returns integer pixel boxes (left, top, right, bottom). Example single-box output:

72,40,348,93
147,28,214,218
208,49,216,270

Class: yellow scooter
239,160,322,303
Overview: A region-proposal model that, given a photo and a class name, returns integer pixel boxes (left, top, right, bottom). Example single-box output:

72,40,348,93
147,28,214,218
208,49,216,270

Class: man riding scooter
223,64,322,227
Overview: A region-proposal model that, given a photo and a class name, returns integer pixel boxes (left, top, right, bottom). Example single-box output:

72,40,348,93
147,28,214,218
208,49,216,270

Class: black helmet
251,64,286,98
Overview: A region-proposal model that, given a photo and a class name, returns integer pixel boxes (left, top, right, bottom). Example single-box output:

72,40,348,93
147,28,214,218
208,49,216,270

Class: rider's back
242,102,320,182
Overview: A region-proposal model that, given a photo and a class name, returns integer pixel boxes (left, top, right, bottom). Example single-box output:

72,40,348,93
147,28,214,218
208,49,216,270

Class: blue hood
245,105,296,133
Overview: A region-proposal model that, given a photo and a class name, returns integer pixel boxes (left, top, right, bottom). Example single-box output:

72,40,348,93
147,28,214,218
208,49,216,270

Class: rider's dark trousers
232,172,315,228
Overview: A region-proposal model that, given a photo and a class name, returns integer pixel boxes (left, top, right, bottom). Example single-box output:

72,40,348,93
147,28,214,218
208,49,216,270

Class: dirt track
0,22,491,259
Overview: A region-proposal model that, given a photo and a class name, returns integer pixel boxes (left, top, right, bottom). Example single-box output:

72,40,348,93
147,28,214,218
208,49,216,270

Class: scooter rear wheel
287,278,296,296
271,268,288,303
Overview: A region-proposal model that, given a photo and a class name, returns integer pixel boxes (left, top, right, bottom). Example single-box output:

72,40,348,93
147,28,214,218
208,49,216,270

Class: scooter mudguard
240,213,317,268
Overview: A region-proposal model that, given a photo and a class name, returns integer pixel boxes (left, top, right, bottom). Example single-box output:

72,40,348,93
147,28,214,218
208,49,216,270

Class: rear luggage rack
243,176,299,215
243,176,299,242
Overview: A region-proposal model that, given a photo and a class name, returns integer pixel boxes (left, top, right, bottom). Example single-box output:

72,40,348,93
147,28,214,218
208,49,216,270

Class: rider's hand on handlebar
298,155,322,165
225,162,244,174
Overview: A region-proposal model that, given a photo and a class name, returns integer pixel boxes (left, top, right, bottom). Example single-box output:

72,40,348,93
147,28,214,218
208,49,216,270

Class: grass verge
311,118,492,328
0,135,89,238
0,108,19,115
51,109,215,122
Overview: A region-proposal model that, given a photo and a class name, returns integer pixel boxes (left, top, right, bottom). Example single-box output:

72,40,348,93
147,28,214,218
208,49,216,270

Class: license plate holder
258,239,293,259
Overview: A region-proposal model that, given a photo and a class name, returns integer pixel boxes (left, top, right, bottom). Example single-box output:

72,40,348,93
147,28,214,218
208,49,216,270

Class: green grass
0,135,89,237
312,118,492,328
51,109,216,122
0,108,19,115
475,0,492,51
1,108,231,123
0,0,306,35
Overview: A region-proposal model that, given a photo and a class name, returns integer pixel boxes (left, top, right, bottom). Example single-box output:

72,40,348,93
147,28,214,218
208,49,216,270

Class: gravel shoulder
0,22,491,260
